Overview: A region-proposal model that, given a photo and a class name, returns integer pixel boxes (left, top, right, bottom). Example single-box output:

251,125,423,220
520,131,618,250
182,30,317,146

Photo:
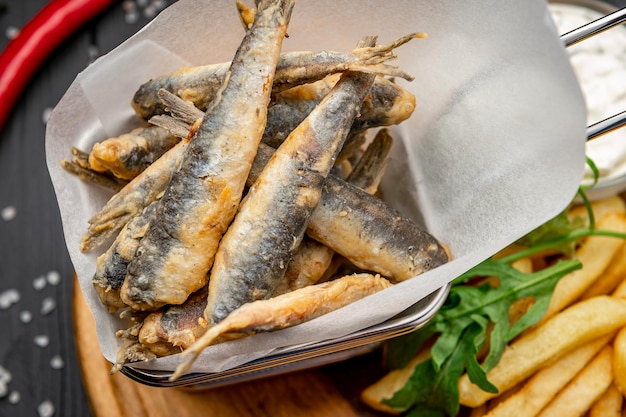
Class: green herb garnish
381,184,626,416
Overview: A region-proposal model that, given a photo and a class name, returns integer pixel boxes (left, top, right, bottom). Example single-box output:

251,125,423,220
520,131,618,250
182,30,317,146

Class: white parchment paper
45,0,587,373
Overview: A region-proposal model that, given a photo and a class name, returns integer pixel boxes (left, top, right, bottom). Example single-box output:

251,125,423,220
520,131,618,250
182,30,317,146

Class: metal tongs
560,7,626,141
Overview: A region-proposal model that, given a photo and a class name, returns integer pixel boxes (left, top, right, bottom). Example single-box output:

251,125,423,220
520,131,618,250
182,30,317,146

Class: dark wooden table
0,2,178,416
1,1,625,416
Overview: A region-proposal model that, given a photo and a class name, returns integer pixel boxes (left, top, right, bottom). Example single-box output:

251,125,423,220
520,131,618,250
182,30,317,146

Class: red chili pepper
0,0,116,133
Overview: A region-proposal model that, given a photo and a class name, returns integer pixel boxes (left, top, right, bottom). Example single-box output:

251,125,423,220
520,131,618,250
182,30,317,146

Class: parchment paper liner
46,0,587,374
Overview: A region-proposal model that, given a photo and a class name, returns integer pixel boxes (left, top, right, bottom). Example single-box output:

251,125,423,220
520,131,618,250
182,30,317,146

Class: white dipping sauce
549,3,626,186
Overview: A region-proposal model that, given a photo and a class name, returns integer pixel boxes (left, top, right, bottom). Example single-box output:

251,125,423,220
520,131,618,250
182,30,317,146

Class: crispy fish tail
61,159,128,192
171,273,393,381
80,136,190,253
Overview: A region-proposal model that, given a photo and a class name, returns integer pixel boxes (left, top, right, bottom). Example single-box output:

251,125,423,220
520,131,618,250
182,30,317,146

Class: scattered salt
87,45,100,63
33,335,49,348
33,276,47,291
49,355,64,370
42,108,53,124
143,5,157,18
122,0,137,11
125,10,139,24
0,289,20,309
46,271,61,286
19,310,32,324
8,390,20,404
1,205,16,221
4,26,19,40
37,400,55,417
40,297,56,316
0,365,12,384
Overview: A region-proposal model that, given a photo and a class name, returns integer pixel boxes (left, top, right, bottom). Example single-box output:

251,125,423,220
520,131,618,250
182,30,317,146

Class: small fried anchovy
346,128,393,194
137,286,210,356
275,129,394,295
204,43,378,326
131,33,422,121
307,175,450,282
158,96,450,283
121,0,295,311
171,273,393,381
272,237,336,296
79,135,191,253
262,73,416,148
87,125,180,180
92,201,158,312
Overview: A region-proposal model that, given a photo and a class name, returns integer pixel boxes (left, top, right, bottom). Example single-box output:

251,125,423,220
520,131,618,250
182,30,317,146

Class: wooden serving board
72,278,390,417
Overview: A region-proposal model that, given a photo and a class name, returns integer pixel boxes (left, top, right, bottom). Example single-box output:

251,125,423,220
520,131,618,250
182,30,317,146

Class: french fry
612,275,626,299
483,334,613,417
589,383,623,417
613,326,626,396
360,347,431,414
536,345,614,417
458,296,626,408
539,213,626,324
568,195,626,225
581,242,626,299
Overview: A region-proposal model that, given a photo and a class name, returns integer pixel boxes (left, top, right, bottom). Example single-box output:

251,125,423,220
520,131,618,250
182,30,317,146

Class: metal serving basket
120,3,626,389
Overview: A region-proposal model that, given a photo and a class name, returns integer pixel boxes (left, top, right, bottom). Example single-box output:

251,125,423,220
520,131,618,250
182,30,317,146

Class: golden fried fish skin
121,0,295,311
262,74,415,148
130,34,420,121
88,125,180,180
92,201,158,311
308,175,450,282
138,286,209,352
171,273,393,380
205,65,377,325
80,136,190,253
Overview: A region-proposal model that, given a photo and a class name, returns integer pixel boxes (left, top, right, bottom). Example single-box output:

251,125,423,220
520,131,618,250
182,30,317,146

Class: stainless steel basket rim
121,283,450,388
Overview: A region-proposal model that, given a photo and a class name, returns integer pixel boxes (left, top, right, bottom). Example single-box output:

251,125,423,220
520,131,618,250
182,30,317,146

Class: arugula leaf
379,181,626,416
385,322,484,416
383,257,581,416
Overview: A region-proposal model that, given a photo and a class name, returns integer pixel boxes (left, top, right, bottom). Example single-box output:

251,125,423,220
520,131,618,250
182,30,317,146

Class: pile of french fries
363,194,626,417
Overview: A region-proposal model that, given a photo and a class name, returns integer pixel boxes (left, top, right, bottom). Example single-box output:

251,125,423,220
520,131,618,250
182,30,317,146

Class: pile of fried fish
61,0,450,379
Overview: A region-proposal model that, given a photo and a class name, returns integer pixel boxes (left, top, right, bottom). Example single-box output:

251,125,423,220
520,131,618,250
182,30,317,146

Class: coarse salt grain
40,297,56,315
8,390,20,404
46,271,61,286
1,206,16,221
0,289,20,309
19,310,32,323
37,400,55,417
0,365,12,384
42,108,53,124
4,26,19,40
33,276,47,291
125,10,139,24
49,355,64,370
34,335,50,348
